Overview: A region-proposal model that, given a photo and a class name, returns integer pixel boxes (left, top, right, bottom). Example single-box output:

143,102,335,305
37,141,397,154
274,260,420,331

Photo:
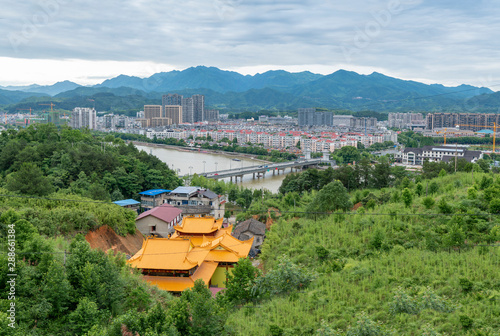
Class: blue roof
170,186,199,194
477,129,494,134
113,199,140,206
138,189,171,196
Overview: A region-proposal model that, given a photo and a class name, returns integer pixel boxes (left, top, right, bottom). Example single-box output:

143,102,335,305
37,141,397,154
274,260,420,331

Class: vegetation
0,124,181,201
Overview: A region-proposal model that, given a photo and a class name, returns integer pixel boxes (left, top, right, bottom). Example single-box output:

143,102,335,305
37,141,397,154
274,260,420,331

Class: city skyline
1,1,500,89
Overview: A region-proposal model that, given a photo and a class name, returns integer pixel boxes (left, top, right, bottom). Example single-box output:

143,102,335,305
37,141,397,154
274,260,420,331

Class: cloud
1,0,499,87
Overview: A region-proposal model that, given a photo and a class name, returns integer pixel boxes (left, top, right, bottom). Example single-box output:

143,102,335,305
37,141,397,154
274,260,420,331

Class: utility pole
455,143,458,173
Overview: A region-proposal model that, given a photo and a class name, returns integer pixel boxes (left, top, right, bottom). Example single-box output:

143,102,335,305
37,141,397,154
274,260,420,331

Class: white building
70,107,96,130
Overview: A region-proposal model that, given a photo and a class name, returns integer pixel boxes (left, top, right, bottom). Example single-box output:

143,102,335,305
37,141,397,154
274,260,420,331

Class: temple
128,215,253,292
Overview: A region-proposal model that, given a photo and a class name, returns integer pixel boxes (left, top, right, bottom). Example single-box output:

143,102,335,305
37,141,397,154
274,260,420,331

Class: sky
1,0,500,89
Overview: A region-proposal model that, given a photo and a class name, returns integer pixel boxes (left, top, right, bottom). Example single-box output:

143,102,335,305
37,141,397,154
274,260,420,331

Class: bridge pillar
238,175,243,182
230,176,233,182
273,170,275,176
253,173,255,179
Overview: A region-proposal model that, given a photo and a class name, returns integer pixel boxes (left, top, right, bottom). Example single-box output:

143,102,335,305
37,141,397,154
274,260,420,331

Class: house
135,204,183,237
232,218,266,256
128,215,253,292
113,199,141,213
163,186,225,219
139,189,171,211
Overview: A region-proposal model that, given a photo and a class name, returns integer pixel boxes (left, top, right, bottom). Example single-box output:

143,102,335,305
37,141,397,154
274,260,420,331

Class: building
164,186,225,219
332,115,355,127
425,113,500,131
162,94,183,106
388,113,424,129
232,218,266,256
181,97,194,124
205,109,219,122
70,107,96,129
139,189,172,211
192,94,205,122
144,105,162,120
113,199,141,213
164,105,183,125
135,204,183,237
128,216,253,292
395,145,482,165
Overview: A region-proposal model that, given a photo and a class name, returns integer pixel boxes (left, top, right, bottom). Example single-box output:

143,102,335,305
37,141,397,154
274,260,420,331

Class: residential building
232,218,266,256
205,109,219,121
128,216,253,292
192,94,205,122
144,105,162,120
388,112,424,129
135,204,183,237
164,186,225,219
139,189,172,211
164,105,183,125
162,94,183,106
70,107,96,129
182,97,194,123
113,199,141,213
332,115,355,127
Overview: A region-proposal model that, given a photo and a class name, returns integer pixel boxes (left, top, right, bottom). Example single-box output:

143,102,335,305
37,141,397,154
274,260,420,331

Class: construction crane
17,108,33,125
457,123,497,153
435,128,450,145
39,102,56,112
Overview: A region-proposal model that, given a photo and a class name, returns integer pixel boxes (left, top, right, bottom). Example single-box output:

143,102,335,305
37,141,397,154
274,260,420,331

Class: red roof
136,204,182,223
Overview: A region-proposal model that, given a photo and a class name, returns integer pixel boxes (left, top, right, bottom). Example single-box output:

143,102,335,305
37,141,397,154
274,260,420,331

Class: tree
401,188,413,208
422,197,435,209
306,180,352,215
69,297,101,334
335,146,360,164
223,258,260,305
5,162,54,196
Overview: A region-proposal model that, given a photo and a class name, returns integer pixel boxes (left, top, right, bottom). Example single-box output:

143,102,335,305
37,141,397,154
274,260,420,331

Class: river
134,145,291,193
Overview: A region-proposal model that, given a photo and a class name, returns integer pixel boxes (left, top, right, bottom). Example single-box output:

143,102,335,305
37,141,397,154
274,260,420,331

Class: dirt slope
85,225,144,256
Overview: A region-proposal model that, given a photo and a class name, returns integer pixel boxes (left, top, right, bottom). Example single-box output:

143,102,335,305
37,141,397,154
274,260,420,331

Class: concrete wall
136,216,173,238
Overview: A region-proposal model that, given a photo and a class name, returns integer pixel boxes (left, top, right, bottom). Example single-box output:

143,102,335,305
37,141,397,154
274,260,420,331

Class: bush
422,197,435,210
346,312,392,336
389,287,420,315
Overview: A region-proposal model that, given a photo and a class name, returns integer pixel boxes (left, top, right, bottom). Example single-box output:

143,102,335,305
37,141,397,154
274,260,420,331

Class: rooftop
113,199,140,207
139,189,172,196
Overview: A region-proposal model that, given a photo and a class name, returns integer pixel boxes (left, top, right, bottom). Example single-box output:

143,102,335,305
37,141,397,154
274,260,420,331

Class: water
135,144,290,192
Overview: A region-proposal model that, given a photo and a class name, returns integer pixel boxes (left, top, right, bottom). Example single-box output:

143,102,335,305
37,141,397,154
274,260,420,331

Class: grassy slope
226,172,500,335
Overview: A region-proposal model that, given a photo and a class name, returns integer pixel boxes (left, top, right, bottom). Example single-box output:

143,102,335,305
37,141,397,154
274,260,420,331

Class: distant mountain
1,66,497,113
0,88,48,105
1,80,81,96
94,66,323,93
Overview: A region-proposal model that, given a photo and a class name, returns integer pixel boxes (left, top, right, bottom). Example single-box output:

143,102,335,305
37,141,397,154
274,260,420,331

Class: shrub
389,287,420,315
346,311,392,336
422,197,435,210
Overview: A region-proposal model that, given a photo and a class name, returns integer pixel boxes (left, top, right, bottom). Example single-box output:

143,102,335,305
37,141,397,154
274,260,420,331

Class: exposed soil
85,225,144,256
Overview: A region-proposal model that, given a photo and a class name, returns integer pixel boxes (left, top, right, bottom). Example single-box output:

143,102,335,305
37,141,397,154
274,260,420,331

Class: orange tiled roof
128,239,197,270
173,216,223,235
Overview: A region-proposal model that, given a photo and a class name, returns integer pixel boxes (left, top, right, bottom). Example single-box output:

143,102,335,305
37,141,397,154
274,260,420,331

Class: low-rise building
113,199,141,213
395,145,482,165
135,204,183,237
232,218,266,256
139,189,172,211
164,186,225,219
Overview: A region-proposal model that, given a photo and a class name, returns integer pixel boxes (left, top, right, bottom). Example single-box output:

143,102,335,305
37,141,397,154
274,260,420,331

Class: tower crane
17,107,33,125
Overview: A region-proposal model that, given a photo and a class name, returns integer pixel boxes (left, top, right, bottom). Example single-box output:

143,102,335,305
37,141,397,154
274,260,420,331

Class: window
150,226,156,233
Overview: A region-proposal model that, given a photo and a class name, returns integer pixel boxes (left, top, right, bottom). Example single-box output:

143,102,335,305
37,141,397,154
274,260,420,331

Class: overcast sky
1,0,500,89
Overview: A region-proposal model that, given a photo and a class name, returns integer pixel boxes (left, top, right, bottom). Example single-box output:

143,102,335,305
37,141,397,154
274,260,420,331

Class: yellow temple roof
173,216,223,235
128,216,253,292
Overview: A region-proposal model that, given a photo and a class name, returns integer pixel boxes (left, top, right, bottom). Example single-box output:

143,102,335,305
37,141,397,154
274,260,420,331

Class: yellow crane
39,102,56,112
17,108,33,125
457,123,497,153
436,128,450,145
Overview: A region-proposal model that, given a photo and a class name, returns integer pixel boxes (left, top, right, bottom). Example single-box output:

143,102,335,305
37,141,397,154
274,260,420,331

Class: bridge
199,158,327,181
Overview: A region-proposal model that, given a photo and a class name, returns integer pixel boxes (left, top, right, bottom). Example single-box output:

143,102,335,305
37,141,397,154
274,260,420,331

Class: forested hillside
0,126,499,335
0,124,181,200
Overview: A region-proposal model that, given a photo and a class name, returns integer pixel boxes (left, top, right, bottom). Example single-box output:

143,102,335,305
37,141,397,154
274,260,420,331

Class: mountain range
0,66,496,113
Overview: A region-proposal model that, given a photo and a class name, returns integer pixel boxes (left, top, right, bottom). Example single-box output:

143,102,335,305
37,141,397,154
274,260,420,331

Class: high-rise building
426,113,500,131
192,94,205,122
205,109,219,121
164,105,183,125
181,97,194,124
144,105,162,120
70,107,96,129
162,94,183,106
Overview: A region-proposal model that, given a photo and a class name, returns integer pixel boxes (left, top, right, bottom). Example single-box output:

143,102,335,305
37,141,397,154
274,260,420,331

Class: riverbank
130,141,271,163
